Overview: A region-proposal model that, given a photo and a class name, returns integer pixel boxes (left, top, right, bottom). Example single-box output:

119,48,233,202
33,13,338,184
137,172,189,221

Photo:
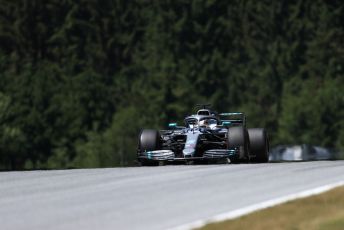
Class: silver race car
137,105,269,165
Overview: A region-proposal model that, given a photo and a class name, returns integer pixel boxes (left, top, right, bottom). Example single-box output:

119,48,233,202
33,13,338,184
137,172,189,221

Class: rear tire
227,126,249,163
248,128,269,163
138,129,161,166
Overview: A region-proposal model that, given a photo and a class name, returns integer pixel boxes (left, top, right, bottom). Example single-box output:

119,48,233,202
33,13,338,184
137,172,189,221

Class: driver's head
199,119,208,127
199,118,218,128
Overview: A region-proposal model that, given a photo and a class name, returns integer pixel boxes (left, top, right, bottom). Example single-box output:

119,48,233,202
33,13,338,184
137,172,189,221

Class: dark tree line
0,0,343,169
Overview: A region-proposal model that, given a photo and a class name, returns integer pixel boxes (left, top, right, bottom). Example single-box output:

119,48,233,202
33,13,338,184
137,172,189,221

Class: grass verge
198,186,344,230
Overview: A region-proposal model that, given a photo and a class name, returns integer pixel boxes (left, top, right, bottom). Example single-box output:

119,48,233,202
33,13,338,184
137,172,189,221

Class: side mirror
168,123,177,128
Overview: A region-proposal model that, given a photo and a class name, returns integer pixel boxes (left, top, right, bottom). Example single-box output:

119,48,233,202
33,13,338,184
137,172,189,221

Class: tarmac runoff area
0,161,344,230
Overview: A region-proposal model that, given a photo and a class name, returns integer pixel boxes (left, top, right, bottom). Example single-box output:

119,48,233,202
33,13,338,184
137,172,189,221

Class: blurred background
0,0,343,170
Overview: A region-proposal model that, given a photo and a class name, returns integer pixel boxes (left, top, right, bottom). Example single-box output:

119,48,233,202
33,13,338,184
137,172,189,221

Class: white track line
170,180,344,230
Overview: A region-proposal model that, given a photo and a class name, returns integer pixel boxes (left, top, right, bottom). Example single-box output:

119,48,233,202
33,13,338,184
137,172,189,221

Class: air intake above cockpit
197,109,211,116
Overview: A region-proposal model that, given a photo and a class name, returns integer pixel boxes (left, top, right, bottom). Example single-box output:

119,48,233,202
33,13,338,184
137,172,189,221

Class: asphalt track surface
1,161,344,230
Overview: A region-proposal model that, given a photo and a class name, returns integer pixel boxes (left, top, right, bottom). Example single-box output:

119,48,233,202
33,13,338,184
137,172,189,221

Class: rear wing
219,112,246,127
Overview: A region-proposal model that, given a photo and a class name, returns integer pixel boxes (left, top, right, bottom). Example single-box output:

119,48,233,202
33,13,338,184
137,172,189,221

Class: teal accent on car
228,150,236,155
222,121,231,126
168,123,177,127
220,112,243,116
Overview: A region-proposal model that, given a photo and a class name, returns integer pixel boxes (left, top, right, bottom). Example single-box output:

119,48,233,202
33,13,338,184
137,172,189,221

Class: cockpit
185,117,219,129
199,118,218,127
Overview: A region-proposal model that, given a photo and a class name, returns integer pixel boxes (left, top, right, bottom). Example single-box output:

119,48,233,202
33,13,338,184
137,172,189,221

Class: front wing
138,148,239,162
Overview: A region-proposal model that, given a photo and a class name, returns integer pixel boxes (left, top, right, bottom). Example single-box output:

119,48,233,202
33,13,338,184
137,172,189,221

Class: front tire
227,126,249,163
138,129,161,166
248,128,269,163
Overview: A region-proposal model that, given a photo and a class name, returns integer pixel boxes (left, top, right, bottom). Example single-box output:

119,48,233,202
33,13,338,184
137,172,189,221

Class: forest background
0,0,343,170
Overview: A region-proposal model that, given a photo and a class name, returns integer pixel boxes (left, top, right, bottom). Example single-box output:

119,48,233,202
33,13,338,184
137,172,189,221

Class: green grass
198,186,344,230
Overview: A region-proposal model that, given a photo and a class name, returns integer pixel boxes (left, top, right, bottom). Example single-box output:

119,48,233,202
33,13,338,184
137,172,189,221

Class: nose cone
183,148,194,156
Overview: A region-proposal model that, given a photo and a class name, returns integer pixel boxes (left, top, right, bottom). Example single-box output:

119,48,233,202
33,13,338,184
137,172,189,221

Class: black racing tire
227,126,249,163
138,129,161,166
139,129,161,152
248,128,269,163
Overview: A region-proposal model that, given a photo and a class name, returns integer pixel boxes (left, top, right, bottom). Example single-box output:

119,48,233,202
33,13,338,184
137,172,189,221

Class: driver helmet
199,118,217,128
199,119,208,126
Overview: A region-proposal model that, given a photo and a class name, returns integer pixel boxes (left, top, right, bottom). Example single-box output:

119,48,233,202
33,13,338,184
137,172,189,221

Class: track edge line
169,180,344,230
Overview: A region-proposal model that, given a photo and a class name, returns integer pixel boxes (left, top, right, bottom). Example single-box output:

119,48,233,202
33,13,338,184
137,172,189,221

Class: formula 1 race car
137,105,269,165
